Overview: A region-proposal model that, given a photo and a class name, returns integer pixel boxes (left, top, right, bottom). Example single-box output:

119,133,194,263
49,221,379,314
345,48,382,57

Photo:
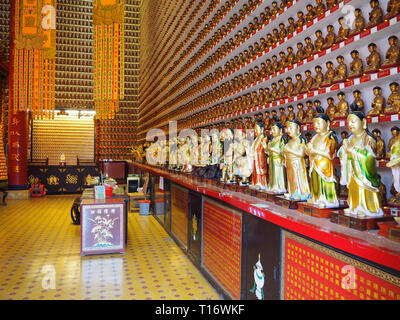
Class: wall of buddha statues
139,0,400,203
2,1,140,163
95,0,141,161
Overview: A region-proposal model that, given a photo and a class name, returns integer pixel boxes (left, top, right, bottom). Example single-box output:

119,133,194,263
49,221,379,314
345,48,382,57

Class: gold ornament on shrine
12,0,56,119
93,0,125,120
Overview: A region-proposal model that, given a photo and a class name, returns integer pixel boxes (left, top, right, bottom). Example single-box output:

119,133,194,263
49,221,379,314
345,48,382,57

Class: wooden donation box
80,199,126,256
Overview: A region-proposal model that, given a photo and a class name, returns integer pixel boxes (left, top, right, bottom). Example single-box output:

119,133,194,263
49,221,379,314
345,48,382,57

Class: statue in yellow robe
306,108,339,208
338,108,383,217
283,120,311,201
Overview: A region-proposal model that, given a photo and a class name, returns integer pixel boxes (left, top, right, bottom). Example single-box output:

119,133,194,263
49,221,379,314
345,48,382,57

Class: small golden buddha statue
271,55,280,73
333,55,348,83
260,63,267,79
326,0,338,10
304,37,315,58
258,88,266,105
252,91,260,106
296,42,305,62
271,1,279,16
270,83,278,101
279,23,287,40
279,107,287,125
314,30,325,53
272,28,280,43
305,4,316,23
385,82,400,114
348,50,364,79
366,0,384,28
313,65,324,89
304,70,314,92
368,86,385,116
349,8,366,36
266,33,274,47
372,129,386,159
259,12,267,26
287,47,296,66
303,100,316,123
336,17,349,43
264,111,271,130
286,77,295,97
294,73,304,95
287,17,297,34
296,103,305,123
279,51,288,70
339,131,349,149
277,80,287,99
271,110,278,124
264,88,272,103
265,59,273,75
365,43,382,73
334,92,349,119
350,90,365,114
265,6,272,21
382,36,400,68
296,11,305,29
321,25,336,50
322,61,336,87
384,0,400,20
259,38,267,52
314,0,326,17
387,127,400,159
287,105,296,121
280,0,288,11
326,97,337,121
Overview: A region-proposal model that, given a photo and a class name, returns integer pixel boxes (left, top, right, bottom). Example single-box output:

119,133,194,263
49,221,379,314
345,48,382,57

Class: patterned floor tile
0,196,222,300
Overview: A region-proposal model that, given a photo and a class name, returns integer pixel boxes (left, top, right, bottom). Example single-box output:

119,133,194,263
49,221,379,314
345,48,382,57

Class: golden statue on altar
306,107,339,208
338,106,384,217
282,120,311,200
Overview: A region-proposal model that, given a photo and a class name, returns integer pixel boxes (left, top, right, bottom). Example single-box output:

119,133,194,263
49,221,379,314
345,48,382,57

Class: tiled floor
0,195,222,300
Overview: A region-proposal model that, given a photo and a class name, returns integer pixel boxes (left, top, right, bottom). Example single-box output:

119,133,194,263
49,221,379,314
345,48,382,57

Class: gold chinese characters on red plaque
202,199,242,300
282,231,400,300
93,0,125,120
12,0,56,119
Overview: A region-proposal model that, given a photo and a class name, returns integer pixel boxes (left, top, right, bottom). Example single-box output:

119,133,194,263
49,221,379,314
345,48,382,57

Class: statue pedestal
381,62,400,70
377,220,399,236
347,73,363,81
252,189,269,199
224,183,237,192
298,202,348,219
330,210,393,231
275,195,306,210
383,203,400,217
265,191,284,202
237,185,251,194
363,68,379,75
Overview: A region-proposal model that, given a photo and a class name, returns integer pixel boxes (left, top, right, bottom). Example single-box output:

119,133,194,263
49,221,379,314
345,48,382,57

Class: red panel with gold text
282,232,400,300
203,199,242,300
171,184,189,249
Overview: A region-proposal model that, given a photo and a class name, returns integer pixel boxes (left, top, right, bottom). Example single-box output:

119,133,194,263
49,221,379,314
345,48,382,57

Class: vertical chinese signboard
202,198,242,300
8,111,28,188
281,231,400,300
81,199,125,256
171,184,189,249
